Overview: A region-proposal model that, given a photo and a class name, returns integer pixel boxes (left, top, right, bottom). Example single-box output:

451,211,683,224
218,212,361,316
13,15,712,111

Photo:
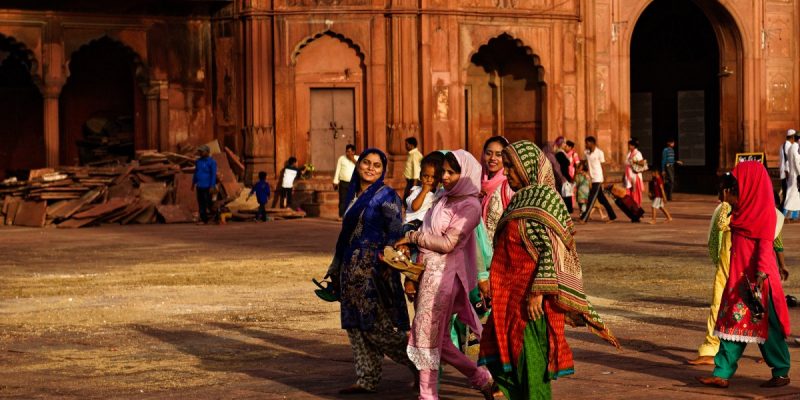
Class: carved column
42,84,62,167
387,9,421,178
42,38,65,167
241,10,275,183
145,80,169,150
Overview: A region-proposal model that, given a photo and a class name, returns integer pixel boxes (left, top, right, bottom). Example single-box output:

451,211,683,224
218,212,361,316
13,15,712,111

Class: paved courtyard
1,194,799,399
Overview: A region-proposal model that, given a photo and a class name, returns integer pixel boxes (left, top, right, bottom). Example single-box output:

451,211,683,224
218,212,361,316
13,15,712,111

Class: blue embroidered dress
329,149,409,332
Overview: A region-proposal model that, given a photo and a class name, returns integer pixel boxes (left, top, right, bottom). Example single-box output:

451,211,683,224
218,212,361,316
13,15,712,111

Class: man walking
403,137,422,201
779,129,796,207
661,138,679,201
333,144,358,219
580,136,617,223
785,130,800,221
192,145,217,224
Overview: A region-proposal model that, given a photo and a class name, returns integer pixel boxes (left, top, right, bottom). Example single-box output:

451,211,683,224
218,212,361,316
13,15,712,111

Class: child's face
420,165,438,187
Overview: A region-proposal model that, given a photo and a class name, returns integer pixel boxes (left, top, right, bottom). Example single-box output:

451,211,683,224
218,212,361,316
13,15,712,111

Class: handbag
561,181,575,197
632,160,649,173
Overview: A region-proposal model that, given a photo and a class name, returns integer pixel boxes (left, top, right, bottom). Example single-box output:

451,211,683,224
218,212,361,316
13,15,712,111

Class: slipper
338,384,377,395
312,278,339,302
761,376,790,388
380,246,425,282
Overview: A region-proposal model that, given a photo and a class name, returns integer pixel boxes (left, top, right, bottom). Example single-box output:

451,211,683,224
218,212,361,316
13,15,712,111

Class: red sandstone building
1,0,799,193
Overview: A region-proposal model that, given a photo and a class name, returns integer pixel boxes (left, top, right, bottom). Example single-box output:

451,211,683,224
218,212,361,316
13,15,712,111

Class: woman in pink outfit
625,138,645,206
395,149,495,400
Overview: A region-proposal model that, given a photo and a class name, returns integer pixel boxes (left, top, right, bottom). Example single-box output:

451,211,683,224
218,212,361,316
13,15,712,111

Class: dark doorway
0,35,44,179
631,0,721,193
60,37,145,165
309,88,356,172
466,34,545,156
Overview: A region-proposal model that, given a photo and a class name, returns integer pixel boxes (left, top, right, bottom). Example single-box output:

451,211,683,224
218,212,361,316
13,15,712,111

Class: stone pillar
42,84,62,167
42,37,65,167
145,80,169,150
240,11,275,184
386,11,421,179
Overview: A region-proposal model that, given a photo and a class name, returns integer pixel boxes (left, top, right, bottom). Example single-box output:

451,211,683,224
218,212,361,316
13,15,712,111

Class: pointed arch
291,31,366,68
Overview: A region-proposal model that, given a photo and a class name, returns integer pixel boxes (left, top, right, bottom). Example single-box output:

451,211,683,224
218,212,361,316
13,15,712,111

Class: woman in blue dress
326,148,416,394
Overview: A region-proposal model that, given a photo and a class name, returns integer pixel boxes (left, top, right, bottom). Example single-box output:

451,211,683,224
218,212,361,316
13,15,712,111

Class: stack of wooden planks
0,142,250,228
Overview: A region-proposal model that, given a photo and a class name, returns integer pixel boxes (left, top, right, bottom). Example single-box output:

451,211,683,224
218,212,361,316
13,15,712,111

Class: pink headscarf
428,149,481,289
481,168,514,221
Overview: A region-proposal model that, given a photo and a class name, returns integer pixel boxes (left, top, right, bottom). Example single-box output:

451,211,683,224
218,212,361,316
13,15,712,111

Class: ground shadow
134,323,483,399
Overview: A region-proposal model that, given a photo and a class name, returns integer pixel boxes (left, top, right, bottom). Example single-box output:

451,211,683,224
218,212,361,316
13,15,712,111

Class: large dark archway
630,0,740,193
60,36,146,165
0,34,44,179
466,34,546,157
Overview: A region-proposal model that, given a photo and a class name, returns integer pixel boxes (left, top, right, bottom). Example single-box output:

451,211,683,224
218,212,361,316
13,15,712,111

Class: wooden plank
13,200,47,227
3,197,22,225
57,217,98,229
139,182,168,205
225,147,245,176
174,173,198,213
50,188,104,220
156,204,194,223
71,197,129,219
212,153,237,184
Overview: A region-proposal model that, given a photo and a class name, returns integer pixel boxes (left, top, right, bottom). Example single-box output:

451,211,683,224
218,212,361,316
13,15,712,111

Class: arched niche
465,33,546,157
59,36,148,165
0,34,44,179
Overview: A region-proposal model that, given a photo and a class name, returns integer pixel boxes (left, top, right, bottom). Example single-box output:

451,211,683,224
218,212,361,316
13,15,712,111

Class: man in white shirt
333,144,358,218
580,136,617,222
403,137,423,201
779,129,796,207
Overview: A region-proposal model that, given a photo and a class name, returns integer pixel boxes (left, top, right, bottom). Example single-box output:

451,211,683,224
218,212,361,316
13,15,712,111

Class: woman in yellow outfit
687,173,788,365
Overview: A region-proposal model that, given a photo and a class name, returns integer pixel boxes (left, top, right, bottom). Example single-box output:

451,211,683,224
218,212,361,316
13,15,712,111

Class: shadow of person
132,324,420,399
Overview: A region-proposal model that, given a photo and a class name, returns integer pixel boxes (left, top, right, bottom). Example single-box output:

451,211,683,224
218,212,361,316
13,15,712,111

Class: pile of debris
0,142,307,228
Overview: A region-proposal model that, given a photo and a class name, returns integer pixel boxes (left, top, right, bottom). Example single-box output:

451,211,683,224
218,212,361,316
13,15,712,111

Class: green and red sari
479,140,619,399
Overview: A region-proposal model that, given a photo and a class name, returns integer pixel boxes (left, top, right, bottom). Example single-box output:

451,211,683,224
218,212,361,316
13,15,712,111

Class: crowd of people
316,137,628,399
310,132,796,399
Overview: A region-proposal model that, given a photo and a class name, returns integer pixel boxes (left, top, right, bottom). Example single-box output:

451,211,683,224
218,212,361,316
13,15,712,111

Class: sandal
380,246,425,282
312,277,339,302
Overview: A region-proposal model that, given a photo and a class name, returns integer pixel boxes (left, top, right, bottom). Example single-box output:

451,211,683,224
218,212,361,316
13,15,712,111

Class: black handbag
740,275,765,321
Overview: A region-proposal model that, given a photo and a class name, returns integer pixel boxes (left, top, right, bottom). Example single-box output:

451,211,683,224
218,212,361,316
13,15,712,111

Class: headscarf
481,170,514,222
730,161,777,241
335,148,390,262
541,141,566,189
498,140,619,347
428,149,482,289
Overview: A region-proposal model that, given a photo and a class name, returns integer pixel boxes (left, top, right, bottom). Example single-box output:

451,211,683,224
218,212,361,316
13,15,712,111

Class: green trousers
713,298,791,380
488,318,552,400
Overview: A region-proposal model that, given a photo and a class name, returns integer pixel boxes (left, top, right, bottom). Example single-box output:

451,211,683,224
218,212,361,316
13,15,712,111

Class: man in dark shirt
661,138,679,201
192,145,217,224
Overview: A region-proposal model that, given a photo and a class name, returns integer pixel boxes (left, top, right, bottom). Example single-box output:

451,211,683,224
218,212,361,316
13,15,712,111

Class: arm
410,202,480,254
410,187,431,212
333,157,342,186
661,148,668,171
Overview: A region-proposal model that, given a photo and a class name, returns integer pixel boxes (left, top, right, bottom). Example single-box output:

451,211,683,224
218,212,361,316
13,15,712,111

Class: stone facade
1,0,799,183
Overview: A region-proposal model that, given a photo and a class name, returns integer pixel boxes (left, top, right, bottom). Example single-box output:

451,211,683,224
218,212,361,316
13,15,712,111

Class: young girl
404,152,445,230
648,170,672,224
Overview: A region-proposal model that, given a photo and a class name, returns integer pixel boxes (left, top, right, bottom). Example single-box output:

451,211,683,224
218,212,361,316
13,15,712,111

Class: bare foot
648,220,656,225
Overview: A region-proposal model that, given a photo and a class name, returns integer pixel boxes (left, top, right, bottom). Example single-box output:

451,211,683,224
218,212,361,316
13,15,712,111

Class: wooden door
309,88,355,172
